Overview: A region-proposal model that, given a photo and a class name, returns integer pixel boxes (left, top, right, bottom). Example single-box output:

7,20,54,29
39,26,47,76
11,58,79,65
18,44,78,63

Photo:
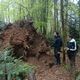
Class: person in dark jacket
66,35,77,67
53,32,62,65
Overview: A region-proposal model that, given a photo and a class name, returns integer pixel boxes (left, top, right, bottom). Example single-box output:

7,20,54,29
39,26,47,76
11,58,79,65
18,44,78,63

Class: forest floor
27,54,80,80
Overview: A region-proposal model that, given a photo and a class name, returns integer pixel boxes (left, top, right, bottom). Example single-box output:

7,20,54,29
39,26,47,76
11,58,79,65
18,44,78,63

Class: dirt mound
1,19,52,60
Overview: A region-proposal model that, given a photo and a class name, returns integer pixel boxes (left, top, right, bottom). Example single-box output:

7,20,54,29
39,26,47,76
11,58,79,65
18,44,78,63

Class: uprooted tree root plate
0,19,52,61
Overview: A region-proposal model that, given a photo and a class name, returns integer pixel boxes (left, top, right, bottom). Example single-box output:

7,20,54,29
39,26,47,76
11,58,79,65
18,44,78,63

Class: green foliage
0,0,80,41
0,47,35,80
69,27,79,39
75,71,80,80
0,21,6,30
0,0,53,35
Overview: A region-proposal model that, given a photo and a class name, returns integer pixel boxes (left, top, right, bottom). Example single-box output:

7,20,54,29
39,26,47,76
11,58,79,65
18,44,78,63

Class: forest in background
0,0,80,40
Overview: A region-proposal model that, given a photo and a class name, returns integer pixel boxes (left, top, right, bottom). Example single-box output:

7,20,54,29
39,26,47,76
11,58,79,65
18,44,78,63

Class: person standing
66,35,78,80
66,35,77,67
53,32,62,65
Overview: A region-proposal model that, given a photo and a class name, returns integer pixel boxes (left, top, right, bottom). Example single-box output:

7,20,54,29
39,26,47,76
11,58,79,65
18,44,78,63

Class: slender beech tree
78,0,80,39
64,0,68,35
60,0,66,64
54,0,58,31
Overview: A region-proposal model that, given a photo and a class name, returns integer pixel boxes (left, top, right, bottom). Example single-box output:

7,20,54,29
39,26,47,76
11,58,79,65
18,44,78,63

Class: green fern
0,47,34,80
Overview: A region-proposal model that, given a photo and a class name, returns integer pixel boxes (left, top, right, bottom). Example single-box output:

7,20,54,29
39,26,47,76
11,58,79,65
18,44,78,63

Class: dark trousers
54,49,61,65
67,51,76,79
67,50,76,66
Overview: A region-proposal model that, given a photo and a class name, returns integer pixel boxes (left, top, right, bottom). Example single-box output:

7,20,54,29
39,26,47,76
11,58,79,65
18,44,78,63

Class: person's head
54,31,59,37
68,35,74,41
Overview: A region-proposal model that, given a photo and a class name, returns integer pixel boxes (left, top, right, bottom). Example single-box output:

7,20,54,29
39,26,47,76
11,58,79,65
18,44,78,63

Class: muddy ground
27,54,80,80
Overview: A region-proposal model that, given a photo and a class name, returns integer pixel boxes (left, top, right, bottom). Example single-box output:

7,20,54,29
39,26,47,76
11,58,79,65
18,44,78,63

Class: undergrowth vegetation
0,47,35,80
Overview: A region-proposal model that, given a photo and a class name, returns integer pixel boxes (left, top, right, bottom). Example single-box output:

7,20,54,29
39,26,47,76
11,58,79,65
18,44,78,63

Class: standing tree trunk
54,0,58,31
39,0,49,35
7,7,10,23
60,0,66,64
28,70,36,80
64,0,68,38
78,0,80,39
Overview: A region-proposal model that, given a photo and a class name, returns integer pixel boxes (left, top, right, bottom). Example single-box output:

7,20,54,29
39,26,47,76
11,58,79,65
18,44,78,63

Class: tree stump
27,70,36,80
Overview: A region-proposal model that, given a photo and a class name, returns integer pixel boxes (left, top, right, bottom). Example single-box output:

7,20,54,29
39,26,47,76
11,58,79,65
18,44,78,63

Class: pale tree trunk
54,0,58,31
8,8,10,23
39,0,49,35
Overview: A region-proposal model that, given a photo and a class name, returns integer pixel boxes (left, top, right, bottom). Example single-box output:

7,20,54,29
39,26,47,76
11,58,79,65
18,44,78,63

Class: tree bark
28,70,36,80
78,0,80,39
60,0,66,64
54,0,58,31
